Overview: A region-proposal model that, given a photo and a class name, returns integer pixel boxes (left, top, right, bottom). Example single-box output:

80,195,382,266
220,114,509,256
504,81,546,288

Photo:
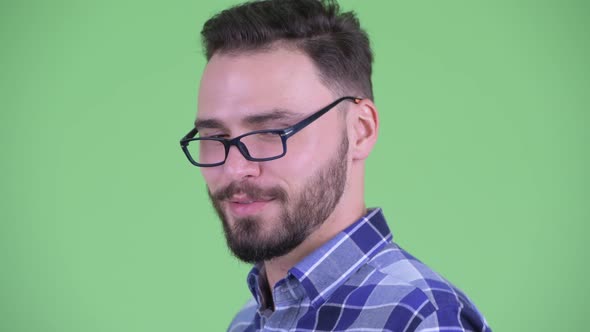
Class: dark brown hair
201,0,374,100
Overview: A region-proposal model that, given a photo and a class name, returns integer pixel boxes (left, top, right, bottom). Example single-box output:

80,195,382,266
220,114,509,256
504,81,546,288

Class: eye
200,132,228,139
266,123,293,130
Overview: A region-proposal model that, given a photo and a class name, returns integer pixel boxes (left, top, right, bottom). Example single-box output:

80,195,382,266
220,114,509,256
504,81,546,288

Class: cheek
283,127,340,170
265,142,326,184
200,168,221,190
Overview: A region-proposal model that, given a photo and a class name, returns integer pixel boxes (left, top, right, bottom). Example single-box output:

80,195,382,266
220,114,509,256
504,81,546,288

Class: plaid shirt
228,208,491,332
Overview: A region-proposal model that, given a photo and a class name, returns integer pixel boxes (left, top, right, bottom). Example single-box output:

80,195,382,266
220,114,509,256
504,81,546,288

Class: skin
196,45,379,297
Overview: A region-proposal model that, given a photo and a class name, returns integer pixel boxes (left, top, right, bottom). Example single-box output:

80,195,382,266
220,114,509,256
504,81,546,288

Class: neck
263,184,366,294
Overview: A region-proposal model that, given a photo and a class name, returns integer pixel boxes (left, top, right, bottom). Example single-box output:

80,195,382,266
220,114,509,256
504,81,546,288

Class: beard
208,133,349,264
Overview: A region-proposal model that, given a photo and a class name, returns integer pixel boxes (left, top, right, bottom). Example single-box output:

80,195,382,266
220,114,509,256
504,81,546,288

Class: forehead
197,47,334,123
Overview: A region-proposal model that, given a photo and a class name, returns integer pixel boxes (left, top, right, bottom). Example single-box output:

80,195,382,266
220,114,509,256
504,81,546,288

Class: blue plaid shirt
228,208,491,331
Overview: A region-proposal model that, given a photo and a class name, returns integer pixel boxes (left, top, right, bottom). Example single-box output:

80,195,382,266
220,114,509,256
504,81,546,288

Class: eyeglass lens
186,132,284,165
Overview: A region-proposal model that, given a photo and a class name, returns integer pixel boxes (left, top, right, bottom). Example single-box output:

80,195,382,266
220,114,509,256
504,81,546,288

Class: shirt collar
247,208,393,309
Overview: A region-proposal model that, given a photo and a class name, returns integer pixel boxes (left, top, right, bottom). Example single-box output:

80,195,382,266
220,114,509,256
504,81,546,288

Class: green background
1,0,588,331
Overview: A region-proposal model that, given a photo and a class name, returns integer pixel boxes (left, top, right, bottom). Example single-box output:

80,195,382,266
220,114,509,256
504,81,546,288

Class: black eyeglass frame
180,96,362,167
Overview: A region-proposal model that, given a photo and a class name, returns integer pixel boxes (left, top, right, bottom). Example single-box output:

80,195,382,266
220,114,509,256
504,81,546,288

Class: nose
222,144,261,180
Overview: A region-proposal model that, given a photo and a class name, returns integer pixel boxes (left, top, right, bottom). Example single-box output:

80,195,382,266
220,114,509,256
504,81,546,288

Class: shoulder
366,242,472,306
352,242,491,331
227,298,257,332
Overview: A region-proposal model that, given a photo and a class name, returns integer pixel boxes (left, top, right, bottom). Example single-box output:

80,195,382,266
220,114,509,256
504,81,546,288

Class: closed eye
262,122,295,131
200,133,229,139
258,131,280,136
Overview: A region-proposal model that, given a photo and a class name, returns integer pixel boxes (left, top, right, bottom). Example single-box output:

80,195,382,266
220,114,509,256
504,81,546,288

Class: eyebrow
242,109,301,127
194,109,302,131
194,118,227,131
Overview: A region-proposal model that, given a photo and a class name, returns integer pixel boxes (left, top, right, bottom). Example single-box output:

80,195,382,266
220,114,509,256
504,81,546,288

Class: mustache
211,181,288,202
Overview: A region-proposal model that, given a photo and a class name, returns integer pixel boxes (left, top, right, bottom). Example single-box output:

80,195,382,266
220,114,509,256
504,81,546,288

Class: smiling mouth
229,194,274,204
227,197,275,217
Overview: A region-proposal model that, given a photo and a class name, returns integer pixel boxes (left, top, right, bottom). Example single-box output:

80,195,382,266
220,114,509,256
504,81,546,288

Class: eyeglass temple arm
283,96,361,138
180,128,199,145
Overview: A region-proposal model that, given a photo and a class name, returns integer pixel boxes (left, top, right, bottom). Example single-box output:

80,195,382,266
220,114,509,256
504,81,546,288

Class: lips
229,193,273,203
227,195,274,217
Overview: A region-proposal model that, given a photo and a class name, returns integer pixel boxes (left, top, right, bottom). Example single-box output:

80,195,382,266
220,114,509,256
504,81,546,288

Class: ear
349,98,379,161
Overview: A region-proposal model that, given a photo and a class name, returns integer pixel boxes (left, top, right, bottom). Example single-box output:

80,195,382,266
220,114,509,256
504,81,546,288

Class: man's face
197,47,351,263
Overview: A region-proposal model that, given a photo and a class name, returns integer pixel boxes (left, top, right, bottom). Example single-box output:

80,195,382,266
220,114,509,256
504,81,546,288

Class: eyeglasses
179,96,362,167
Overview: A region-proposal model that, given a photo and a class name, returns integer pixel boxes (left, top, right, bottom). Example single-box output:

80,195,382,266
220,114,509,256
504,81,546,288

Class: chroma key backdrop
1,0,588,331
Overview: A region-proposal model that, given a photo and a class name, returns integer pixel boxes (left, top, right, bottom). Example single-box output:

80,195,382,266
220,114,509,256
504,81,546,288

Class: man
180,0,492,331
